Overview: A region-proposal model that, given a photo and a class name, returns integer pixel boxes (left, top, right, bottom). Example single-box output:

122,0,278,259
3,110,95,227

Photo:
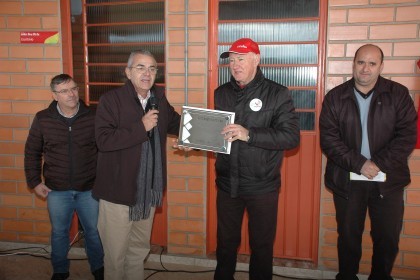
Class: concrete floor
0,241,339,280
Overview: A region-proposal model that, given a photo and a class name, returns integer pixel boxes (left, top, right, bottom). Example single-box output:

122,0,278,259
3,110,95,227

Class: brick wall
1,0,419,278
320,0,420,279
165,0,208,256
0,0,62,243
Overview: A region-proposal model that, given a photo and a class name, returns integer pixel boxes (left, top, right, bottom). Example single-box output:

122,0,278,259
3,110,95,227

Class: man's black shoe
51,272,69,280
92,266,104,280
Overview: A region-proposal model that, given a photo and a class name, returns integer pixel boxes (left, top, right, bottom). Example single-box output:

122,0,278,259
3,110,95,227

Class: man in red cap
214,38,300,280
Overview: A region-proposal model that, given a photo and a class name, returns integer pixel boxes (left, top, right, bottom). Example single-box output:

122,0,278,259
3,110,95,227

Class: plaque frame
178,106,235,154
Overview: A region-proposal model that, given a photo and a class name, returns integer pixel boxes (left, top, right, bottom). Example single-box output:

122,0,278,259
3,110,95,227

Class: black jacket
214,68,300,197
24,100,97,191
93,82,181,206
320,76,417,198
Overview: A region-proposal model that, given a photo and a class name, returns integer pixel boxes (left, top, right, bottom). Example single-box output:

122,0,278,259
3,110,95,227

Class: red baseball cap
220,38,260,59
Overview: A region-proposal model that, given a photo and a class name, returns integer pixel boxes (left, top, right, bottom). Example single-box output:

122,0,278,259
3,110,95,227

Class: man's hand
172,139,193,151
33,183,51,199
360,160,380,179
221,124,249,142
142,109,159,132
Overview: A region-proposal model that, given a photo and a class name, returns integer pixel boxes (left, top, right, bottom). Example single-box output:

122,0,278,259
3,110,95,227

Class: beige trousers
98,199,155,280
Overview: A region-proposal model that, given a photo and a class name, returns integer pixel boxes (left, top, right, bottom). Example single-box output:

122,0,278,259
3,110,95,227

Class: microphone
147,95,158,138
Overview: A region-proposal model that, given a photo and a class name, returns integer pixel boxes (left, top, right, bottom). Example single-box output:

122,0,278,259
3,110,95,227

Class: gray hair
127,50,156,67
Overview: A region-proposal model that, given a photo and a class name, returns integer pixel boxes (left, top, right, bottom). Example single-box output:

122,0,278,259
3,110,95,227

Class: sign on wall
20,31,59,44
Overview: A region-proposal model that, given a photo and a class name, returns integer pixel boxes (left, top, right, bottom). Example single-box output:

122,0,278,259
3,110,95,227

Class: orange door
206,0,326,263
60,0,168,246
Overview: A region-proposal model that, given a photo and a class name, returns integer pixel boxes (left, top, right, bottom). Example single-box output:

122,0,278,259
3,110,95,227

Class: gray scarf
129,127,163,221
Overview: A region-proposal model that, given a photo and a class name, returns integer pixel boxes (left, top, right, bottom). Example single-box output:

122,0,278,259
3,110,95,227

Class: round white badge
249,98,262,112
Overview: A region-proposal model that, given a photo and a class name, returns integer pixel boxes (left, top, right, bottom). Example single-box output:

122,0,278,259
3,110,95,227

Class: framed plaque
178,106,235,154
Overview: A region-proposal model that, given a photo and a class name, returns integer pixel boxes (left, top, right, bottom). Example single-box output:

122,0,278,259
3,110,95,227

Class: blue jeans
47,190,104,274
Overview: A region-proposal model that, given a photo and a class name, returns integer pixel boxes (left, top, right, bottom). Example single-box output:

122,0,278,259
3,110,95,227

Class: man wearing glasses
93,50,181,280
24,74,104,280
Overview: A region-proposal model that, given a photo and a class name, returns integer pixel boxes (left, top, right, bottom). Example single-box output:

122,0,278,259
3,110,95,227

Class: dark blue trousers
333,181,404,280
214,189,279,280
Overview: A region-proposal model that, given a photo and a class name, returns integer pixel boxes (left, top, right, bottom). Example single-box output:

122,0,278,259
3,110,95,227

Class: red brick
13,128,29,142
168,177,186,190
0,155,14,167
399,237,420,252
167,0,184,13
27,60,61,73
34,221,51,234
0,207,17,219
346,42,393,58
0,181,16,192
167,245,204,256
42,16,59,29
406,190,420,204
0,2,22,15
370,24,417,40
9,45,44,58
0,100,12,113
329,26,368,41
404,205,420,220
169,191,203,205
168,30,185,44
187,14,206,28
188,61,206,74
167,163,203,177
0,115,29,128
168,232,188,245
348,8,394,23
7,16,42,28
383,60,417,74
189,0,206,12
329,0,368,6
328,60,353,75
0,60,26,72
2,194,33,207
19,234,50,244
2,220,33,232
0,232,18,241
0,31,20,44
24,2,58,15
0,88,28,100
402,252,420,267
188,233,205,247
18,208,49,221
11,74,45,87
44,46,61,59
392,76,420,91
167,14,184,28
28,88,52,101
187,206,203,219
188,178,204,191
404,221,420,236
0,142,24,154
0,46,8,58
372,0,418,4
167,60,185,74
168,219,204,233
188,29,206,44
12,101,46,114
394,42,420,56
168,205,187,218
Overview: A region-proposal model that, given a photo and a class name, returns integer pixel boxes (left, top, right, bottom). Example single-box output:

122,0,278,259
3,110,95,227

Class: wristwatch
246,134,250,143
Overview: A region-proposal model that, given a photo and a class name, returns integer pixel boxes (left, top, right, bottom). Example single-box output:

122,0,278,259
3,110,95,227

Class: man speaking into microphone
94,49,181,280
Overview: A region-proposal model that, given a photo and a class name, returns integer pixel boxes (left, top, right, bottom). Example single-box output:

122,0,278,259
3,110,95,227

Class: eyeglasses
53,86,79,95
128,66,158,74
